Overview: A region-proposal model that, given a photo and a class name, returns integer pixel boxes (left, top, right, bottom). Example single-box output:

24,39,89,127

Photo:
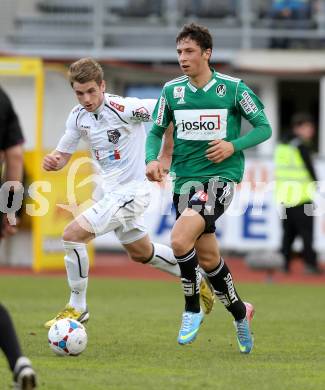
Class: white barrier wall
94,158,325,255
1,66,324,258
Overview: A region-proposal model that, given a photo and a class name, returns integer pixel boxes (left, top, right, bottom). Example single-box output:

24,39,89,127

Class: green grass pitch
1,275,325,389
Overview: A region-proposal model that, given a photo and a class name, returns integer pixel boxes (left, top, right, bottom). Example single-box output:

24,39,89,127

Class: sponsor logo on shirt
216,84,226,97
239,91,258,115
173,86,185,99
132,106,151,121
109,100,125,112
174,109,227,140
156,96,166,126
93,146,121,162
180,115,220,131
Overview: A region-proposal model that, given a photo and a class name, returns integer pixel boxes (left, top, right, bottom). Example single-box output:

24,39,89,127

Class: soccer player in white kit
43,58,214,328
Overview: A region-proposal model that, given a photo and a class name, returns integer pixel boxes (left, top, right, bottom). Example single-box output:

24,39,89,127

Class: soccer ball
48,318,87,356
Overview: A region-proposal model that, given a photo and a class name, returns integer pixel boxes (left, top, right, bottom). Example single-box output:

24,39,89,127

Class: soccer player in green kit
146,23,272,352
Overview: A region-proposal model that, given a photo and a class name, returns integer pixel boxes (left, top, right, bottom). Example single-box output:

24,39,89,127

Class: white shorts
82,183,150,244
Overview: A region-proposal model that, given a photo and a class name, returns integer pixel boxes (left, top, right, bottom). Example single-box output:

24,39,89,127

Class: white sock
63,240,89,312
147,243,181,277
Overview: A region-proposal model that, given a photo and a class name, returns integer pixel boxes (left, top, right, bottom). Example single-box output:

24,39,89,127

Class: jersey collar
187,69,217,93
203,78,217,92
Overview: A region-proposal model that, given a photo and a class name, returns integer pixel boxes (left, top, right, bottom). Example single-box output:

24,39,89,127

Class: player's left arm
207,82,272,163
229,111,271,152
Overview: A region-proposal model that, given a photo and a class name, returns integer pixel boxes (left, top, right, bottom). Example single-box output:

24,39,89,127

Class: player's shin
176,248,201,313
146,243,181,277
63,240,89,312
206,257,246,320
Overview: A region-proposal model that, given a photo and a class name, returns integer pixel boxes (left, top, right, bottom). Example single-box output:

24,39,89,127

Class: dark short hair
176,23,213,52
291,113,314,128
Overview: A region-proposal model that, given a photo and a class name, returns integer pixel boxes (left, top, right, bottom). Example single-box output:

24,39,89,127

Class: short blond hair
68,57,104,86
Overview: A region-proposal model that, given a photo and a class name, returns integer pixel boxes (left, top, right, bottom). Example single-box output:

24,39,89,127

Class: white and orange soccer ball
48,318,87,356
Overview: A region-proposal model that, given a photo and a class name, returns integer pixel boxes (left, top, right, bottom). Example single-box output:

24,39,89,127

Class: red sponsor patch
196,190,208,202
109,101,125,112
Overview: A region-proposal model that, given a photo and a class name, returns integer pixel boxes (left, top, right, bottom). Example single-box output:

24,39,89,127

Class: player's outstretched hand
206,139,234,163
43,154,62,171
146,160,165,182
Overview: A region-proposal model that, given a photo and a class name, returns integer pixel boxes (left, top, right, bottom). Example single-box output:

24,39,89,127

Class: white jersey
56,93,156,192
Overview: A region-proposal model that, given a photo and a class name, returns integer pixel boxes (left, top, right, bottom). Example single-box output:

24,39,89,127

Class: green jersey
147,69,270,194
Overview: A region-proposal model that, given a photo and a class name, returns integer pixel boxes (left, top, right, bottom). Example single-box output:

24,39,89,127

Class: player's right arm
43,106,82,171
43,150,71,171
145,89,172,182
159,122,174,172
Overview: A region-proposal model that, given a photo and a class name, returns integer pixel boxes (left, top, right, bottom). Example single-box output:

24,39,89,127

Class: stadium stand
2,0,325,61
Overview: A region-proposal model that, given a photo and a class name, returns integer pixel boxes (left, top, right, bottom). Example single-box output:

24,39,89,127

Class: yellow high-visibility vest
274,143,315,207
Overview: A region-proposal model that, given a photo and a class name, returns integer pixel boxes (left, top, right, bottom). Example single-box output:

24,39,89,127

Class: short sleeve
122,97,157,123
56,109,81,153
236,81,265,121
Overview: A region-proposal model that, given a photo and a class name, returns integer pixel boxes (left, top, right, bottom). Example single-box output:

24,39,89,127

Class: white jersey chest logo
174,109,228,140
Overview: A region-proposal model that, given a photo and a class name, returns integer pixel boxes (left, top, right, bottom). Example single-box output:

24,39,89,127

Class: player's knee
62,226,73,242
62,224,81,242
199,255,220,271
171,235,189,256
63,220,92,242
131,255,148,263
124,239,153,263
128,246,152,263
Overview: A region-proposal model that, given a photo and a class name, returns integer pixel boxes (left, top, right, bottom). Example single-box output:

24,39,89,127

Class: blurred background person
269,0,314,48
0,85,25,238
0,86,36,388
274,113,321,274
